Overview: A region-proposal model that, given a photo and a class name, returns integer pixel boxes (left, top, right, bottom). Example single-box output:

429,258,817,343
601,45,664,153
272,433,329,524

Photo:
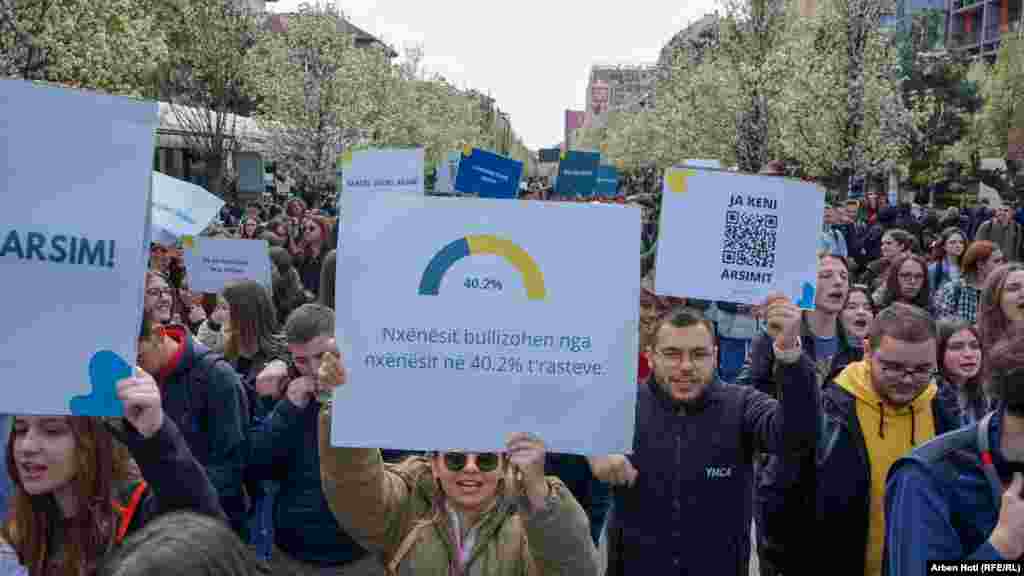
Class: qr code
721,211,779,268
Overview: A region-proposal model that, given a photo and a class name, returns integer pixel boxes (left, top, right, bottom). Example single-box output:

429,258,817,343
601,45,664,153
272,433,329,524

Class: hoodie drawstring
879,400,920,447
911,409,917,448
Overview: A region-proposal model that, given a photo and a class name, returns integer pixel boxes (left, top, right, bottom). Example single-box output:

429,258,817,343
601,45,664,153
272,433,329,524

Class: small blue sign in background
595,165,619,197
556,151,600,198
454,147,523,199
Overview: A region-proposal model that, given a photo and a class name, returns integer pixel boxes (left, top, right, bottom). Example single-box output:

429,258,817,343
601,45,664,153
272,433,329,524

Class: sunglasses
443,452,501,473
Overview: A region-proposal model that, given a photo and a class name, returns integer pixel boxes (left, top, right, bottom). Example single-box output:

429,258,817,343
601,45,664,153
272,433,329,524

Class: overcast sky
269,0,719,150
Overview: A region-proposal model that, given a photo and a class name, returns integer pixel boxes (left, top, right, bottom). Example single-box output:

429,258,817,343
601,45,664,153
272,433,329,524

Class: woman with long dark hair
0,348,224,575
292,217,332,297
934,320,989,425
875,253,931,311
928,227,966,297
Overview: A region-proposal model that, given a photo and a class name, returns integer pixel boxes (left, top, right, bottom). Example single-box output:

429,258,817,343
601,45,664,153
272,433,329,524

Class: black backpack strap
976,412,1004,503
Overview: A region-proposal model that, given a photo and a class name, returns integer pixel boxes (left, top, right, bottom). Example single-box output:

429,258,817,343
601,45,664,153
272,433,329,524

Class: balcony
949,30,980,48
952,0,985,11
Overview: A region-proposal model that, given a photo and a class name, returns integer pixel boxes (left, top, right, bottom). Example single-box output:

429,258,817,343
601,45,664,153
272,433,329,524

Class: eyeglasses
146,288,174,298
654,348,713,366
877,360,936,382
443,452,501,473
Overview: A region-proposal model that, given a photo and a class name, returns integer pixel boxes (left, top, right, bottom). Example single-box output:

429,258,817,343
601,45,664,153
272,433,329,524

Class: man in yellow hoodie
815,303,958,576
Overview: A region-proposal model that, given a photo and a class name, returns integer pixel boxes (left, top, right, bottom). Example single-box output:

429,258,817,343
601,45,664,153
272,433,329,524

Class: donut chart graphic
418,235,546,300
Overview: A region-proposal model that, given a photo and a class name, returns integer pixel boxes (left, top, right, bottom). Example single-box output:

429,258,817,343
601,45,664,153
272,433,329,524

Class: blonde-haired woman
316,352,599,575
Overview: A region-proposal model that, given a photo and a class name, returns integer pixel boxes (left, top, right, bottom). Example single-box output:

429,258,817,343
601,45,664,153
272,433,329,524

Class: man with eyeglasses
594,299,818,575
817,303,958,576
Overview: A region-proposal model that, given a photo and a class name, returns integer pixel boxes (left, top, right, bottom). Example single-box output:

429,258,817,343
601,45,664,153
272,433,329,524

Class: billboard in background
539,148,561,163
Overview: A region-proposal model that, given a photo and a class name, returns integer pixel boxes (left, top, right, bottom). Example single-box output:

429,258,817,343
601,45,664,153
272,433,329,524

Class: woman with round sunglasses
315,354,599,575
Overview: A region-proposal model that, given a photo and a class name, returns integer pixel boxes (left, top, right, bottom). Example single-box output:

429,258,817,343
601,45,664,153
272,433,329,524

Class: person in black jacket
735,254,859,576
0,366,225,574
136,314,248,537
594,300,818,575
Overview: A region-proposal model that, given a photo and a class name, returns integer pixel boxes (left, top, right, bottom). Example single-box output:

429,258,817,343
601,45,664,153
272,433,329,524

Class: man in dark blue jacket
596,301,817,575
249,303,382,574
137,319,248,535
885,334,1024,574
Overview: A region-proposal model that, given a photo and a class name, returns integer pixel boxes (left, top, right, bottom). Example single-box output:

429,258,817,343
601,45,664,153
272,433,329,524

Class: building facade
946,0,1022,58
584,64,657,128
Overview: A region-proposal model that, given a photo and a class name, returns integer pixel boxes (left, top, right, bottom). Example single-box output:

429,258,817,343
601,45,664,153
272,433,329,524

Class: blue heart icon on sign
69,351,130,417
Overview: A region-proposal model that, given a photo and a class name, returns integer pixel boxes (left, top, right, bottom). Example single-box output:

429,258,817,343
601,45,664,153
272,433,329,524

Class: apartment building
947,0,1023,58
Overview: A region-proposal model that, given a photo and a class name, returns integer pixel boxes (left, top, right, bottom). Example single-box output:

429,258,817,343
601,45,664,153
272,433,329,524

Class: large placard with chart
1,79,157,416
332,193,640,454
654,168,824,309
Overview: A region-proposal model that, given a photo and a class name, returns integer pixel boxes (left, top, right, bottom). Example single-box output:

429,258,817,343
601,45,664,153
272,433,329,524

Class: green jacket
318,409,598,576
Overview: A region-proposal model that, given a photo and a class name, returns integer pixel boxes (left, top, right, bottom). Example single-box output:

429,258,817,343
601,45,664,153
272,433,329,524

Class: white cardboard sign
151,171,225,245
341,148,425,197
0,80,157,416
654,168,824,309
333,193,640,455
183,237,272,294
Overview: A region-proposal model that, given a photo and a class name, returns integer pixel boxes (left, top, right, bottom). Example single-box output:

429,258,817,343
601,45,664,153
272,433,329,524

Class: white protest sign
341,148,424,196
333,194,640,455
655,168,824,309
151,171,225,245
683,159,721,169
0,79,157,416
435,159,454,193
183,237,272,294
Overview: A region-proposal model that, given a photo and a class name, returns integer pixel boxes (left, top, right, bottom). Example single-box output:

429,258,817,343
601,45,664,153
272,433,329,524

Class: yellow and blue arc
418,235,546,300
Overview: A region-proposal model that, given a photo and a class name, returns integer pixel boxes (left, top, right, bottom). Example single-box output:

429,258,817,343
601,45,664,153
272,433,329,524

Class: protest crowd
8,157,1024,576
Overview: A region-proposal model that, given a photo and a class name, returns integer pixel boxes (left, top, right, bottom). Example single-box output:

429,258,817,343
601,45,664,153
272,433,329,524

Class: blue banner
454,147,523,199
595,165,619,197
556,151,600,198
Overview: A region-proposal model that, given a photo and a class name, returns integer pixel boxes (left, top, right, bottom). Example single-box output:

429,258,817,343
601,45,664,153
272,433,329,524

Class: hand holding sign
588,455,638,487
755,294,802,350
318,341,345,391
117,367,164,439
506,432,549,509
